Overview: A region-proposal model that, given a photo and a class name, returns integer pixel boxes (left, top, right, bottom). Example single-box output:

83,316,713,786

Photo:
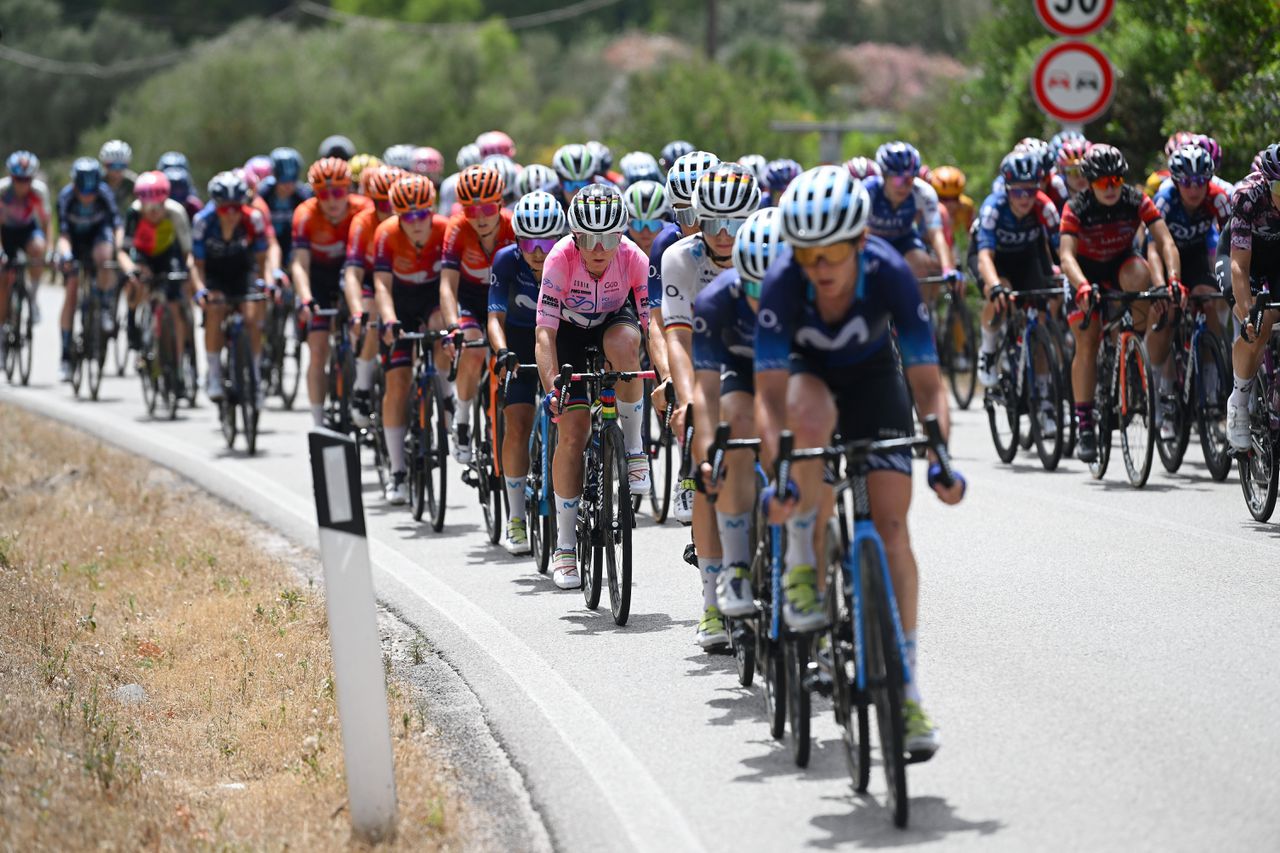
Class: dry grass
0,405,465,850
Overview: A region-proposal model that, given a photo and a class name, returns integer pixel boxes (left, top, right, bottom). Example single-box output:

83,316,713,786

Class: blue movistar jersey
257,176,313,254
646,223,683,310
755,236,937,373
863,175,942,241
56,184,120,239
692,268,757,372
975,188,1061,254
488,244,539,329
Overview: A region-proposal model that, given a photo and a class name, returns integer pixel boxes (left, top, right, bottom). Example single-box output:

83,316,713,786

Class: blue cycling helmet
270,146,303,183
207,171,248,205
6,150,39,178
875,141,921,176
764,158,802,193
163,166,191,200
659,140,695,173
1168,145,1214,182
157,151,189,172
72,157,102,194
1000,150,1043,186
732,207,785,293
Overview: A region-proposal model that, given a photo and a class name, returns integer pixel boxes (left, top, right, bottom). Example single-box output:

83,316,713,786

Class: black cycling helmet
317,134,356,161
1080,144,1127,181
1256,143,1280,182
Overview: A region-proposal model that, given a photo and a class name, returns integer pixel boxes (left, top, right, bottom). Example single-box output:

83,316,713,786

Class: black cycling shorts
384,285,441,371
549,300,641,406
501,324,538,407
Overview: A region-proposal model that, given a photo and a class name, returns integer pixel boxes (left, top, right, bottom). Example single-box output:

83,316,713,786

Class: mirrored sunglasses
573,232,622,251
700,218,746,236
1091,175,1124,191
630,218,665,233
400,209,432,224
315,187,348,201
1177,176,1209,188
1007,186,1038,199
519,237,558,254
464,202,500,219
792,240,856,268
673,206,698,227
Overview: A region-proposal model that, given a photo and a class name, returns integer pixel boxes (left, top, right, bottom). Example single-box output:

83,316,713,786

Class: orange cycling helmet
456,164,504,206
390,174,437,216
930,165,966,199
364,165,402,201
308,156,351,190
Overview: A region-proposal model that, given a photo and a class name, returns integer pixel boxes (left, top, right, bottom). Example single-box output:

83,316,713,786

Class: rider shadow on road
510,574,561,596
559,610,697,636
807,794,1004,849
733,737,849,784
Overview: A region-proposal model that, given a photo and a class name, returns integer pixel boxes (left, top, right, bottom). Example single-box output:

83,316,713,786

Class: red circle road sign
1035,0,1115,37
1031,40,1115,125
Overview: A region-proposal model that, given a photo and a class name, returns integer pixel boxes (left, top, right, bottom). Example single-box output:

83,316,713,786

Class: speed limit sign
1035,0,1115,37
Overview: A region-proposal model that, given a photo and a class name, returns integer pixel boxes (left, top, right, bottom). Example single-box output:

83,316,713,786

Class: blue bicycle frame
527,394,556,519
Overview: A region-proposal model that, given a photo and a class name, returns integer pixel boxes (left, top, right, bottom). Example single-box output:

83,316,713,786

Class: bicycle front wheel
16,280,33,386
281,305,303,410
238,332,259,455
1028,325,1064,471
1239,375,1279,522
1119,334,1155,488
787,635,811,768
476,392,502,546
984,342,1020,463
827,528,870,793
85,300,104,401
944,294,977,410
1195,331,1232,482
110,289,129,377
864,544,908,828
647,394,673,523
408,385,427,522
603,427,633,625
429,379,449,532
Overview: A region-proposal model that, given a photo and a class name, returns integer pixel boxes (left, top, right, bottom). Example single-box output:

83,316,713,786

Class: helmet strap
699,234,733,265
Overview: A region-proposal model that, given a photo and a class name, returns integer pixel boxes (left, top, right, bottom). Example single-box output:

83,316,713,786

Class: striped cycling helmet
695,162,760,219
624,180,670,221
733,206,785,287
567,183,627,234
875,142,920,176
553,143,600,182
776,166,870,248
390,174,436,216
512,190,567,239
620,151,662,185
1168,145,1213,182
308,157,351,189
516,163,559,197
456,164,504,205
364,165,403,202
764,158,802,193
844,156,880,181
665,150,720,206
738,154,768,186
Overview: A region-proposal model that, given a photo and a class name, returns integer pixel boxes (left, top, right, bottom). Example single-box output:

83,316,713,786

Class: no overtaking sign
1031,40,1115,125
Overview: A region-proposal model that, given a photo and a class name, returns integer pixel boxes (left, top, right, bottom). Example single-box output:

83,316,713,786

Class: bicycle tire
827,528,871,793
1194,330,1232,482
476,392,502,546
139,304,158,415
864,544,909,828
1156,328,1191,473
1028,325,1064,471
429,379,449,532
944,294,977,410
281,305,303,410
604,427,633,625
86,298,104,401
110,289,129,377
16,276,33,386
1119,334,1155,488
985,340,1020,463
1089,349,1113,480
528,421,550,574
1239,374,1278,522
734,618,755,688
3,280,18,383
219,387,237,450
787,635,812,767
581,436,604,611
238,331,258,455
409,384,427,522
647,394,673,523
159,305,181,421
765,633,787,741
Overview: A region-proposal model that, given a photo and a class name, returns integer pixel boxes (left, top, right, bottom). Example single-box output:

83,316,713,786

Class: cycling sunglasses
1090,175,1124,191
464,202,501,219
630,218,665,233
888,172,913,185
106,162,128,172
700,217,746,237
1177,176,1209,188
673,206,699,227
315,187,348,201
562,180,590,194
792,240,856,268
574,231,622,251
519,237,557,254
400,208,432,224
137,191,168,204
1007,186,1038,199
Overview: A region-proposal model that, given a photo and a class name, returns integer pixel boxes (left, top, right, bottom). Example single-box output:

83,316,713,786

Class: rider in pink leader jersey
535,234,649,331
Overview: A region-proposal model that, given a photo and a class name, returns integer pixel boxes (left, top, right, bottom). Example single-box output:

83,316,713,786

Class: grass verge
0,405,464,849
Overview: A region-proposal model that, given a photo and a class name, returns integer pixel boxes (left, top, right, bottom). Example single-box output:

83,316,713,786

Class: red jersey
372,214,448,289
291,194,373,268
1060,186,1161,262
441,210,516,290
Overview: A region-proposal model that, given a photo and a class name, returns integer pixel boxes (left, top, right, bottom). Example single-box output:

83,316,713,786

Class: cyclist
157,151,189,173
1224,143,1280,452
437,144,482,218
476,130,517,161
622,180,669,256
659,140,695,174
534,183,649,589
99,139,136,213
55,158,121,383
488,190,568,553
763,158,801,208
691,207,785,623
972,151,1062,432
757,165,964,757
412,146,444,186
662,162,760,648
118,171,194,391
866,142,957,284
258,148,312,261
164,166,204,220
482,154,521,207
291,157,373,426
1153,144,1230,337
1060,144,1181,462
343,165,402,427
587,141,624,186
930,166,975,250
738,154,768,190
619,151,662,186
1146,131,1196,197
647,150,719,523
1193,134,1234,196
0,151,51,348
844,156,880,182
439,164,516,464
552,143,601,204
516,164,559,199
1015,138,1070,212
1055,138,1092,196
349,153,383,187
191,172,272,402
318,135,356,161
372,174,449,505
381,146,414,172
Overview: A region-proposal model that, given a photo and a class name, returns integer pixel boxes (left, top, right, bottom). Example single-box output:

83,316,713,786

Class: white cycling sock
619,398,644,454
251,354,261,383
454,395,472,427
555,493,579,550
716,510,751,569
698,556,722,610
355,357,375,392
980,325,999,354
386,425,406,474
1232,372,1252,400
310,404,324,427
904,629,921,703
505,477,526,522
206,353,222,383
784,509,818,570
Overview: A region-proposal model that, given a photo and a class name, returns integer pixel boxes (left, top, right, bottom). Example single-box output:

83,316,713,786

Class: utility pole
705,0,717,59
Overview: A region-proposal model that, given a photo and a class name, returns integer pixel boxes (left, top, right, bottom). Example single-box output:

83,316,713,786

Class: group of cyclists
4,124,1280,780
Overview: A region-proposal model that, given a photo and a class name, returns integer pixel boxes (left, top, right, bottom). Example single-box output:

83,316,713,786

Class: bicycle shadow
807,794,1004,849
510,574,560,596
1085,478,1195,494
733,737,850,784
559,610,697,636
683,651,737,679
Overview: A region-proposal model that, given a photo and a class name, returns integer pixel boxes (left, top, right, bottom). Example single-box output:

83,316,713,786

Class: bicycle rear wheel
581,437,604,611
158,306,181,421
86,298,104,401
765,633,787,741
1089,352,1113,480
281,304,303,410
111,289,130,377
603,427,634,625
429,379,449,532
1239,376,1279,522
787,635,811,767
1195,331,1232,482
1156,332,1190,474
408,384,428,522
827,529,871,793
647,395,673,523
237,332,259,455
864,546,909,828
984,342,1020,463
16,279,33,386
1028,325,1064,471
528,421,553,574
475,392,502,546
944,294,977,409
1119,334,1155,488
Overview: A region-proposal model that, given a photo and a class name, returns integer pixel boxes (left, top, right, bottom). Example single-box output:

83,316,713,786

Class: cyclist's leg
714,380,757,616
548,322,592,585
92,234,115,305
382,329,412,502
0,231,13,328
1069,257,1112,440
780,367,837,630
202,290,228,399
601,308,646,489
25,228,46,296
901,242,937,303
354,275,380,398
59,239,86,367
501,324,537,531
305,266,339,425
451,315,487,460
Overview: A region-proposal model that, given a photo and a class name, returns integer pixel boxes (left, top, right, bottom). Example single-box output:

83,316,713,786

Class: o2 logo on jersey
649,264,658,279
665,284,680,298
757,308,779,329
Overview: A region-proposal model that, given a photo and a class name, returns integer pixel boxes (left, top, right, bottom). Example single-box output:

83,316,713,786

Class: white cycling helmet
567,183,627,234
695,162,760,219
456,143,482,170
98,139,132,168
512,190,567,239
553,143,600,182
516,163,559,197
738,154,768,186
665,150,720,205
777,166,871,248
624,180,670,220
382,144,416,170
619,151,662,185
733,207,785,287
482,154,521,202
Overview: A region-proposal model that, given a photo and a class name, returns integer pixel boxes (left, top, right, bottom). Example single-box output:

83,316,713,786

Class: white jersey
660,234,730,331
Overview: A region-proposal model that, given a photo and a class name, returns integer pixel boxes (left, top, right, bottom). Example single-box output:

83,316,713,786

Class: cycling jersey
692,268,757,374
863,175,942,243
646,222,683,309
660,234,731,332
442,211,516,289
488,244,539,329
123,198,192,260
1059,186,1161,262
192,204,268,295
536,234,650,330
755,237,937,373
257,177,313,255
345,208,380,274
372,214,447,289
1228,172,1280,254
975,188,1061,254
1043,172,1070,213
0,177,51,229
56,184,119,243
291,194,373,270
1152,181,1229,250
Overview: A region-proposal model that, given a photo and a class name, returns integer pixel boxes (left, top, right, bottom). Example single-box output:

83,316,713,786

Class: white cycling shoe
552,548,580,589
673,479,695,524
1227,392,1250,453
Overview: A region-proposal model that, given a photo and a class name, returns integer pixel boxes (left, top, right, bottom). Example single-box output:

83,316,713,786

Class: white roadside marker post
308,427,398,843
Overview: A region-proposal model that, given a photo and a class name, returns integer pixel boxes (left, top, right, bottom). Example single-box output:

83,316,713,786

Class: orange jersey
345,206,382,272
291,194,373,268
441,210,516,289
372,214,448,288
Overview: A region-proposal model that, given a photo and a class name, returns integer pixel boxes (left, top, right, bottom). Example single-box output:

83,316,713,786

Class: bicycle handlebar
1078,286,1171,332
705,422,764,505
775,414,954,488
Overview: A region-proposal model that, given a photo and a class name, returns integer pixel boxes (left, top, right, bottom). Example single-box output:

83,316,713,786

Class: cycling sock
980,325,999,354
310,404,325,427
386,425,407,474
355,357,375,392
251,354,261,384
555,493,579,550
1035,373,1051,400
784,509,818,569
1074,402,1094,429
505,477,526,522
454,395,472,427
1232,372,1252,400
206,352,222,382
697,556,722,610
618,398,644,454
716,510,751,569
60,329,72,358
904,629,921,703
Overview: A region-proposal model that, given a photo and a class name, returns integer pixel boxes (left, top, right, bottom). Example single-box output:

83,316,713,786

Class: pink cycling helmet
135,170,171,203
412,146,444,177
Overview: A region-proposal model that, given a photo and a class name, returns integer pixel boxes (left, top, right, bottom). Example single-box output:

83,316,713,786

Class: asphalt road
5,285,1280,852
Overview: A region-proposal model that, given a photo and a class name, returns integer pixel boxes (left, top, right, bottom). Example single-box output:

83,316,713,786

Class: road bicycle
456,337,505,545
1155,292,1231,480
513,361,556,573
553,347,656,626
395,326,461,532
644,379,677,523
136,270,189,420
1238,286,1280,521
312,306,357,434
261,283,303,410
2,253,34,386
214,291,267,455
67,258,119,402
923,273,978,410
